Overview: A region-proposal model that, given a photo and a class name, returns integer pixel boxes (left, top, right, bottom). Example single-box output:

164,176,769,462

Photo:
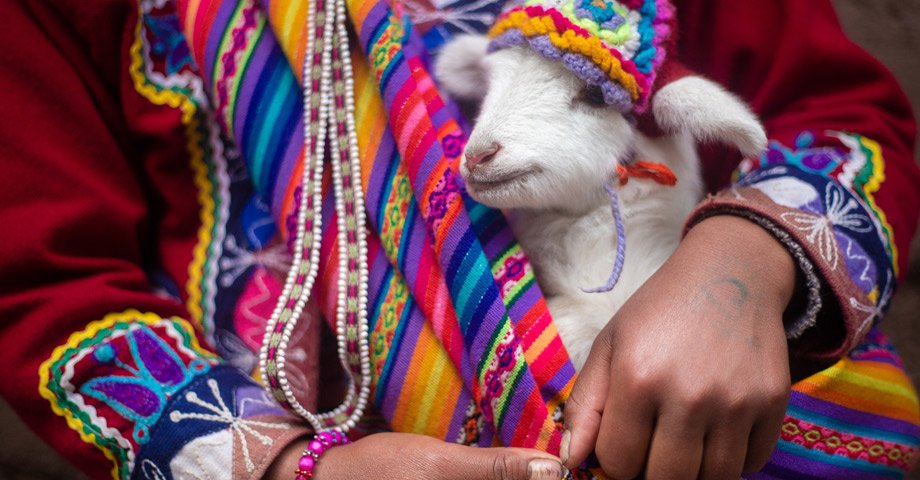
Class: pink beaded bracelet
295,430,351,480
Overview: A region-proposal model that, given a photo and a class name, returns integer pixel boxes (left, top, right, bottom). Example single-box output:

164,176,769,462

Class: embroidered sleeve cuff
132,365,312,480
686,175,891,358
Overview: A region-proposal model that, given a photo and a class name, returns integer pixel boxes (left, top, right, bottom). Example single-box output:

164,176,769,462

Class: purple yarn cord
583,184,626,293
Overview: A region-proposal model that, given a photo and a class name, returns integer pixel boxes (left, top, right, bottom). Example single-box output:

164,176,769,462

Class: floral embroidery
739,131,897,272
442,132,466,159
455,399,485,445
779,182,874,271
735,133,897,323
38,311,218,480
425,168,462,235
479,329,522,424
492,248,533,299
82,326,211,444
403,0,501,38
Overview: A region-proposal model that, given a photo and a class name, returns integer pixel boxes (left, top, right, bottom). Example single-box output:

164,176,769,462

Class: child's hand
562,215,796,480
266,432,565,480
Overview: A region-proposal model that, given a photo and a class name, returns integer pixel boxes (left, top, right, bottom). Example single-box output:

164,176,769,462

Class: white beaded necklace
259,0,371,434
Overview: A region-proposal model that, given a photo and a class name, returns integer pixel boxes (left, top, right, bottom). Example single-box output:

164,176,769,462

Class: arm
677,0,919,357
0,2,311,478
561,0,919,479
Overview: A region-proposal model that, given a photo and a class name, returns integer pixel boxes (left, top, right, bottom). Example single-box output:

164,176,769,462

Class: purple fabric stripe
788,390,920,437
851,350,903,369
411,130,442,196
203,0,240,83
400,210,427,286
444,390,474,443
481,224,515,260
507,285,543,324
367,242,391,310
358,2,390,48
381,60,411,108
269,118,303,216
542,359,576,398
232,35,274,141
500,371,534,440
364,132,398,228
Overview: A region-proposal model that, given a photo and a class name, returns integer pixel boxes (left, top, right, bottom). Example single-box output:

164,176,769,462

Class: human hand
561,215,796,480
265,432,565,480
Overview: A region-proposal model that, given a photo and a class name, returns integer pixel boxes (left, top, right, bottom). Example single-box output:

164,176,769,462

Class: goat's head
435,34,767,214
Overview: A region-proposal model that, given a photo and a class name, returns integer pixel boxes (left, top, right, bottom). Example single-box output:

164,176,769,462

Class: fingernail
559,430,571,464
528,459,563,480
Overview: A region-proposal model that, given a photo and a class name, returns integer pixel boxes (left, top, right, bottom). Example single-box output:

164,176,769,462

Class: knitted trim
487,1,672,112
688,208,823,341
489,29,636,112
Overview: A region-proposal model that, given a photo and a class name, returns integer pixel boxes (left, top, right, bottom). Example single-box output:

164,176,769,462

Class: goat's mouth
464,168,539,191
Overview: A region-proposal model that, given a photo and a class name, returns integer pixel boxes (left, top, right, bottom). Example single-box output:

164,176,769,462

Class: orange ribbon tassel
616,161,678,186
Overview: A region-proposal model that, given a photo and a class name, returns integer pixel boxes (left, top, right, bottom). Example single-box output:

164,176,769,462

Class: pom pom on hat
488,0,676,114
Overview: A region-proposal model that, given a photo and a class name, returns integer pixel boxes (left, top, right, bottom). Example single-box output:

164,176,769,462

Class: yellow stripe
353,51,388,190
857,135,899,275
414,345,458,437
810,360,919,404
404,329,442,431
266,0,310,76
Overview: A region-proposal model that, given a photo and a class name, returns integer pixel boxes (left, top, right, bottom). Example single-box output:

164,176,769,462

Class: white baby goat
436,35,768,369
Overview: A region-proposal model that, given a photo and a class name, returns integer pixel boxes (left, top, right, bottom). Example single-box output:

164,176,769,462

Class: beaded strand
259,0,371,434
294,431,351,480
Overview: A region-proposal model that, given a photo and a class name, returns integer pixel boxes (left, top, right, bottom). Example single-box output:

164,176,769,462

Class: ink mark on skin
720,277,750,308
700,276,753,338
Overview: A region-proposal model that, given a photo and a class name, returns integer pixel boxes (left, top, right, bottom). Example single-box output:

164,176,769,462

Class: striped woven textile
175,0,918,477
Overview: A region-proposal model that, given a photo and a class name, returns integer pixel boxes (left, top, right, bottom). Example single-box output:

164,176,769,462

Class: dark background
1,1,918,478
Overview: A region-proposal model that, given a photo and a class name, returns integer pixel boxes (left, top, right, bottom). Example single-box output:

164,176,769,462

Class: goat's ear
434,34,491,101
652,76,767,158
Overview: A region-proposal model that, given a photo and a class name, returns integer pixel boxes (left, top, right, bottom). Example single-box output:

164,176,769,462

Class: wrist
682,215,797,310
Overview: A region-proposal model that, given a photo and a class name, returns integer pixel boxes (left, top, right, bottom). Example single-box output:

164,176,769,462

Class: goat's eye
577,85,607,107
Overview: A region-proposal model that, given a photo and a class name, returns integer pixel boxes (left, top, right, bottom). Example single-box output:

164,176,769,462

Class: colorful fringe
175,0,919,477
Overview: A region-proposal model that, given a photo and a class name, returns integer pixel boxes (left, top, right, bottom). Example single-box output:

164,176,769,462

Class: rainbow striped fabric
175,0,918,477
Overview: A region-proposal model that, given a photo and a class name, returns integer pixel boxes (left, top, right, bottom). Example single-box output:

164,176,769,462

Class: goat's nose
464,144,501,171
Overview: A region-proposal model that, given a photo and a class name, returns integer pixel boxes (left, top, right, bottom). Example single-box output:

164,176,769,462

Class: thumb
313,432,564,480
561,331,613,470
441,442,565,480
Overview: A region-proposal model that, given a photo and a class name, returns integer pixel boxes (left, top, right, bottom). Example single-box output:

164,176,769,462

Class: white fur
436,36,766,369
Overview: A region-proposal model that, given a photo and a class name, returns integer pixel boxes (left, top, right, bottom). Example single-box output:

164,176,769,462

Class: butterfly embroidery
81,325,210,444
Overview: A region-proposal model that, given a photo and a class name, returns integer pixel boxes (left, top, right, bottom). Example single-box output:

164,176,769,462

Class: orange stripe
795,379,920,424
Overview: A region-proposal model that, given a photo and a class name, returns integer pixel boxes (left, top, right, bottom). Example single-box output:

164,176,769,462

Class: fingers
561,331,614,469
743,406,786,473
699,421,750,480
439,442,564,480
315,433,565,480
593,381,656,479
643,409,705,480
744,374,789,473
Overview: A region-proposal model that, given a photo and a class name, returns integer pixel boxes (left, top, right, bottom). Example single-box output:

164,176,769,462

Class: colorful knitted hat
487,0,675,113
